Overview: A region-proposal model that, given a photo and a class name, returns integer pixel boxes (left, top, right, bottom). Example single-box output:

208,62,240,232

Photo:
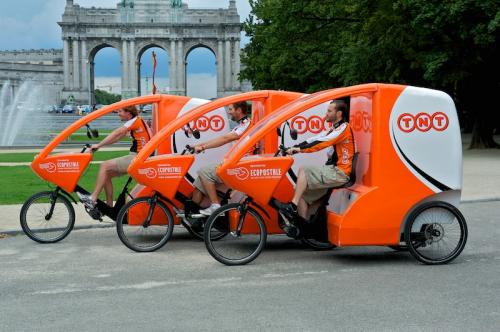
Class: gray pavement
0,200,499,331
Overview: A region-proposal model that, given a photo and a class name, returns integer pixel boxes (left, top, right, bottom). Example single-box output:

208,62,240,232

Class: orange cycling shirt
123,116,152,153
295,120,355,176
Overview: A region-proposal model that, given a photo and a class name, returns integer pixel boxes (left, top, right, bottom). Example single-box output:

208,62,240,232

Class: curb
460,197,500,204
0,222,115,237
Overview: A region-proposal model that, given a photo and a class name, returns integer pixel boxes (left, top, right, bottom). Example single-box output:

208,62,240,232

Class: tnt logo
397,112,449,133
291,116,332,134
192,115,225,132
350,111,371,133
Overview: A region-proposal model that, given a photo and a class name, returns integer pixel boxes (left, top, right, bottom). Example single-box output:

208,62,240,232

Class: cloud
0,1,252,51
0,0,65,50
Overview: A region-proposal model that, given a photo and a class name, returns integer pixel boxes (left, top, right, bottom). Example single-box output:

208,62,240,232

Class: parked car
46,105,57,113
55,105,64,113
62,105,77,113
78,105,92,115
141,104,153,113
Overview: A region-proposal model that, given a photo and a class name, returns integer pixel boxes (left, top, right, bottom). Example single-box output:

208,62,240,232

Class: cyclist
191,102,250,216
78,105,151,209
277,99,354,221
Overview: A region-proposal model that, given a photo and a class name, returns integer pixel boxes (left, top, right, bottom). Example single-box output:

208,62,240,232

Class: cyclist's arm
297,123,348,153
95,126,128,149
195,132,239,152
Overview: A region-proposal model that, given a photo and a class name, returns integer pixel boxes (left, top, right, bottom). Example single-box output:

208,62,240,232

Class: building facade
0,0,244,105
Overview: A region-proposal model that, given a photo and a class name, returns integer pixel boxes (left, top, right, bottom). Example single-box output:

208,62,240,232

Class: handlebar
273,145,299,157
181,144,196,155
274,145,287,157
81,144,92,153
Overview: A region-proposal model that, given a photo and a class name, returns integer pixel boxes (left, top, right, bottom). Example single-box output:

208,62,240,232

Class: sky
0,0,252,98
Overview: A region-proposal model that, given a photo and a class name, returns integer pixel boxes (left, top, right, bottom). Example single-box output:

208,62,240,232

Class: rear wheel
20,191,75,243
204,203,266,266
116,197,174,252
404,201,467,265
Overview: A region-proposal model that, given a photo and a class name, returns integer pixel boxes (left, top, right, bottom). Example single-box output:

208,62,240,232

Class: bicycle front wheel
116,197,174,252
20,191,75,243
204,203,266,266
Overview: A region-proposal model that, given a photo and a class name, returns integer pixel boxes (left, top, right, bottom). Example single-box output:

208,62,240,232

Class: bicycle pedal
86,207,103,221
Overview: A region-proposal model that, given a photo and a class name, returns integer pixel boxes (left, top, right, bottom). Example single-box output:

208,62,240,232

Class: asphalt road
1,201,499,332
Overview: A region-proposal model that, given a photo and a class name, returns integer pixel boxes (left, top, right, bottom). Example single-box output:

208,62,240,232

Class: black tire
20,191,75,243
404,201,467,265
301,238,336,250
204,203,266,266
181,219,204,241
116,197,174,252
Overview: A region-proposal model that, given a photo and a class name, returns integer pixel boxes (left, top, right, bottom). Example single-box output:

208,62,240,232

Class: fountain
0,81,56,146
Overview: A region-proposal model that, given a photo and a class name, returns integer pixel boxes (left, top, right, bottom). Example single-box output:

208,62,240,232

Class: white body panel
174,98,231,179
389,86,463,194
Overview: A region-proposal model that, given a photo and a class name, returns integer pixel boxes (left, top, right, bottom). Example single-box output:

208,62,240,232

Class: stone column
177,39,184,94
169,39,177,93
129,39,137,97
233,38,241,90
121,39,129,97
80,38,87,95
63,38,70,89
217,39,224,96
225,39,232,90
72,39,80,90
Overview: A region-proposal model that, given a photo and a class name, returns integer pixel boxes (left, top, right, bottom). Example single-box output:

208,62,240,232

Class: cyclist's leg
200,176,219,205
292,167,308,206
93,154,134,205
191,188,204,206
195,164,221,204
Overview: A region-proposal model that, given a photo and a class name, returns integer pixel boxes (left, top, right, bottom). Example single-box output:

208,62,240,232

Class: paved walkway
1,142,499,234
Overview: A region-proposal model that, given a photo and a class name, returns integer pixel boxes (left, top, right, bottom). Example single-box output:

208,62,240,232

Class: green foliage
241,0,500,146
94,89,122,105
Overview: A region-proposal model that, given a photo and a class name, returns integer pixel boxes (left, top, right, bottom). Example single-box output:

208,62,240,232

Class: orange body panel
216,84,440,247
327,85,434,246
130,154,194,200
32,153,93,192
219,156,294,206
31,94,191,194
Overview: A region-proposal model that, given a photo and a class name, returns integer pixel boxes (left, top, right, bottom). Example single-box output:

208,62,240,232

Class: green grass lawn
0,150,130,163
0,165,134,204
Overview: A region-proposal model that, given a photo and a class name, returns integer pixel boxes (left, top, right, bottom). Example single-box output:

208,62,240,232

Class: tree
94,89,121,105
241,0,500,148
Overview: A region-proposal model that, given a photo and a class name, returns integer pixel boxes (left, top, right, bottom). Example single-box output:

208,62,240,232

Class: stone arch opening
137,44,169,95
185,44,217,99
88,44,121,105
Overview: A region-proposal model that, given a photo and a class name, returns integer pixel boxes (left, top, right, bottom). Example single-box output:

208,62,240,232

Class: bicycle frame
217,83,463,247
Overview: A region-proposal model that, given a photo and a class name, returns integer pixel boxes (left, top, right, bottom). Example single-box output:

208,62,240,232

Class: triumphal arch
60,0,242,103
